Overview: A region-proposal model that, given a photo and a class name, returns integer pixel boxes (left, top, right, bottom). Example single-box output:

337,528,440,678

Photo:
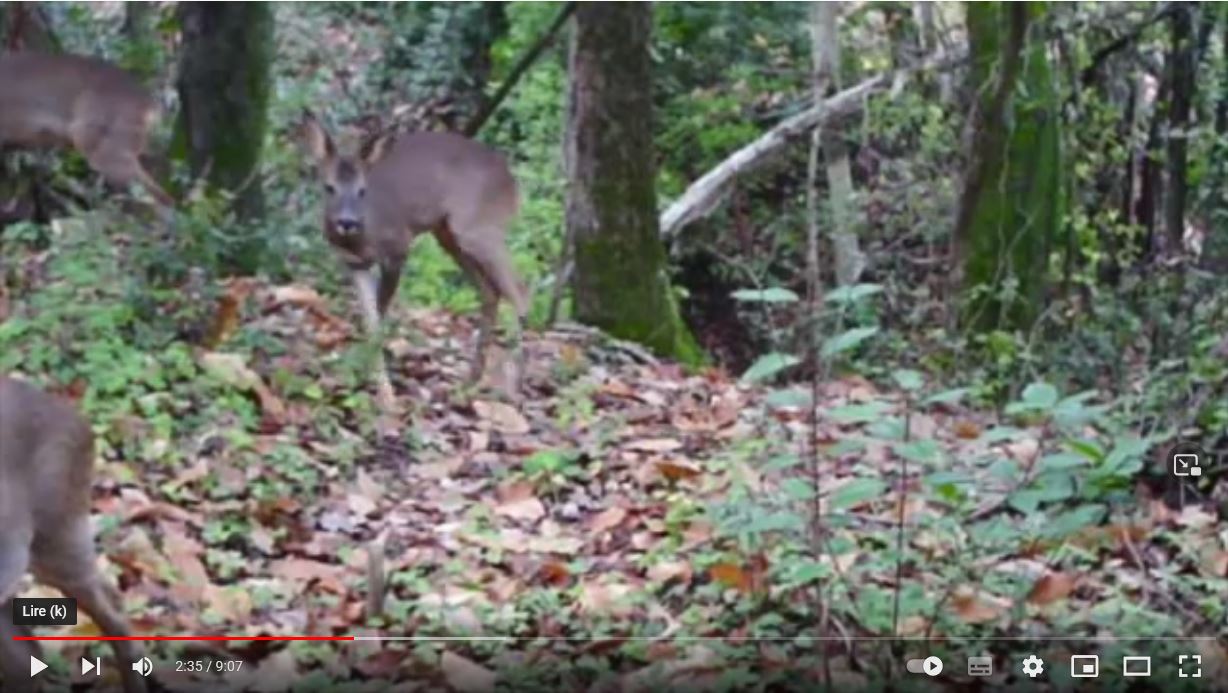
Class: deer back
0,52,158,150
0,377,94,528
364,131,519,244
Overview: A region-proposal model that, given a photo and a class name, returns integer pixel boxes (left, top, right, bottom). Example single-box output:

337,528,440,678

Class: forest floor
5,216,1226,691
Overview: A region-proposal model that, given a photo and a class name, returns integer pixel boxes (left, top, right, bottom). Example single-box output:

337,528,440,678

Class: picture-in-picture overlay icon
1169,442,1208,477
1071,654,1099,678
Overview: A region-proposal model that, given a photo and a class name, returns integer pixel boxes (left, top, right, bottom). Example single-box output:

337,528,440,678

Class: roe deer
299,111,528,409
0,377,146,693
0,52,173,210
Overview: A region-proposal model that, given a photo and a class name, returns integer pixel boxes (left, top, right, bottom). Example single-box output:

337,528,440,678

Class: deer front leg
353,267,396,411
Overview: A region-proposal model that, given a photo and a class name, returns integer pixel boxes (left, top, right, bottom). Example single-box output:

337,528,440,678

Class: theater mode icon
1122,656,1150,677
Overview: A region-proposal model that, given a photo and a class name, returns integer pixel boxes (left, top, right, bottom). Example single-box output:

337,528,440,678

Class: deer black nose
335,219,361,234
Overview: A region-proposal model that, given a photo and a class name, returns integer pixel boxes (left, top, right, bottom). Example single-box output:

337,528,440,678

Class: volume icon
131,657,153,677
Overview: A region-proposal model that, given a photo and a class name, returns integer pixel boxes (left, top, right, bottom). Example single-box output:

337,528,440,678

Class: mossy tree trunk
565,3,703,365
173,2,272,274
952,2,1062,332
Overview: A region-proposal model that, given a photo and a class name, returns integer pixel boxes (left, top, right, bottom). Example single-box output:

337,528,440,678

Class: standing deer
299,111,528,409
0,52,173,210
0,377,146,693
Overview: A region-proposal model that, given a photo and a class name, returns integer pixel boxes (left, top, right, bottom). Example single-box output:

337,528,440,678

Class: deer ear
299,109,336,163
360,131,396,167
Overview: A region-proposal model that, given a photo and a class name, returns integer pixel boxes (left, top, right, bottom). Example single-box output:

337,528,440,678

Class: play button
30,655,48,677
923,656,943,676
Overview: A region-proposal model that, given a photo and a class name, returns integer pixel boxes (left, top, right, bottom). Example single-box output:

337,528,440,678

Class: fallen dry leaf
198,351,286,424
1027,571,1078,605
472,399,530,434
626,437,684,453
951,586,1009,624
588,506,628,534
440,651,495,693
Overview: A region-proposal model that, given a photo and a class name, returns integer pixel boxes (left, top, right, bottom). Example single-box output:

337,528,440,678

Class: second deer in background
0,52,174,211
299,111,528,411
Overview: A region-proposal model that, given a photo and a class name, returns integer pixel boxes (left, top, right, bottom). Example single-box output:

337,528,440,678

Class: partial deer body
0,52,173,209
300,113,527,408
0,377,146,693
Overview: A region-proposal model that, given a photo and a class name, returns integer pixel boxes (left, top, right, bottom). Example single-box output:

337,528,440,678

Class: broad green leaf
893,440,942,464
741,352,801,384
827,401,892,424
825,283,884,305
892,369,925,392
782,478,816,500
1021,382,1059,409
782,560,831,585
742,511,804,534
821,327,879,358
1008,472,1075,513
764,387,812,408
1066,438,1105,462
1041,504,1107,539
731,287,801,303
828,477,888,510
923,387,969,405
1038,453,1088,472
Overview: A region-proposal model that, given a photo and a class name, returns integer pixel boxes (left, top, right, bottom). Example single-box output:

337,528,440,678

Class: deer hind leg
31,515,146,693
454,254,500,385
70,121,174,212
0,529,35,693
454,227,528,391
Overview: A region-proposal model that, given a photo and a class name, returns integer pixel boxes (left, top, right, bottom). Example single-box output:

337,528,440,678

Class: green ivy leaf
821,327,879,358
892,369,925,392
825,283,883,305
829,477,887,510
731,287,800,303
741,352,801,384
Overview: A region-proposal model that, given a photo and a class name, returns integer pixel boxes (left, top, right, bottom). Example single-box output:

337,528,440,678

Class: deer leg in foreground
376,255,406,317
354,267,396,410
0,531,35,693
32,516,145,693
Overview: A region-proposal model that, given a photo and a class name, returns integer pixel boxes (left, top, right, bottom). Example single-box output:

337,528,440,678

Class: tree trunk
1205,10,1228,271
952,2,1062,332
565,3,702,364
1165,3,1198,251
173,2,273,272
813,2,865,286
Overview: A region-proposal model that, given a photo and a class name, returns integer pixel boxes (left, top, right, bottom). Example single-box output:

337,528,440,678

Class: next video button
11,597,76,626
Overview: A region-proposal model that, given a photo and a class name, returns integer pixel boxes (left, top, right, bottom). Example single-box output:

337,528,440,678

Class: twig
463,2,577,137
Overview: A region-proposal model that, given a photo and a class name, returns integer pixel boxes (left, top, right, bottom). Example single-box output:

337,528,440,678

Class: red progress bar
13,636,354,641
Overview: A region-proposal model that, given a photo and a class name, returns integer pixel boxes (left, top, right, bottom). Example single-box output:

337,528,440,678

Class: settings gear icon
1021,655,1044,678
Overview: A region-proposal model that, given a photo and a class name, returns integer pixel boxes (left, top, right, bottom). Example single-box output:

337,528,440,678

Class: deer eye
358,187,366,199
324,183,336,195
